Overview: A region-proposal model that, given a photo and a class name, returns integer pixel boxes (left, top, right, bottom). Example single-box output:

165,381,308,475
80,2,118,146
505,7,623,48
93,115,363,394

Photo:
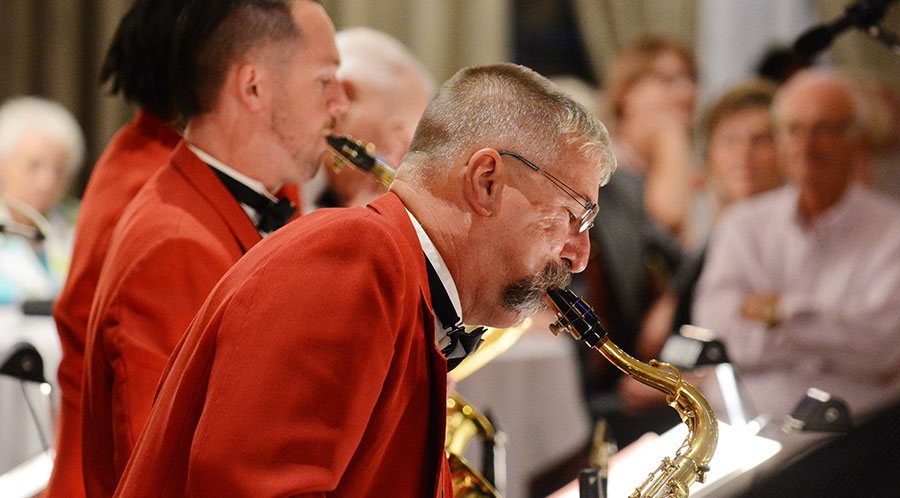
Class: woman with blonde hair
606,35,698,241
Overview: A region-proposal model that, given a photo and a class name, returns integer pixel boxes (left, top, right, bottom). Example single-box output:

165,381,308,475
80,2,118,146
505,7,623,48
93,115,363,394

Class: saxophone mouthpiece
545,288,572,337
545,288,607,347
326,135,396,189
544,288,565,314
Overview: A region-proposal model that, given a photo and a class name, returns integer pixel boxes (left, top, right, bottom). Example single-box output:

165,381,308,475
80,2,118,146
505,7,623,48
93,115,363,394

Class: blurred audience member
606,35,698,243
313,27,434,209
694,69,900,422
673,79,783,328
550,75,603,117
0,96,84,304
47,1,186,495
703,79,783,213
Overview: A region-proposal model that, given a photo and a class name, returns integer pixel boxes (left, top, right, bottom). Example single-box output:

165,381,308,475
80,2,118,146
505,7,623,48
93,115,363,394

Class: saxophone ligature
545,287,718,498
326,135,396,189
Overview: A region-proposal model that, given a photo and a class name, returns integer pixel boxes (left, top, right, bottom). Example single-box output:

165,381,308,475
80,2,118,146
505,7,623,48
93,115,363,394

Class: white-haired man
0,96,85,303
694,69,900,422
311,27,434,209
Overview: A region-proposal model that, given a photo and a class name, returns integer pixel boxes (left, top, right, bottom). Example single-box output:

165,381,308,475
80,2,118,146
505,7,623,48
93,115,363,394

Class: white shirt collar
187,144,278,202
405,209,463,323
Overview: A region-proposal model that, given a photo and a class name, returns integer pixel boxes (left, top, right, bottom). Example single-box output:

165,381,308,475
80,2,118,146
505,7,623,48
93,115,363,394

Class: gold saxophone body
446,393,501,497
546,288,718,498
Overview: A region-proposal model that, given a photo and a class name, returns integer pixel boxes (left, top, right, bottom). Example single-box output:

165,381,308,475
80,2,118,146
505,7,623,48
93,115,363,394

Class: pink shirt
694,185,900,420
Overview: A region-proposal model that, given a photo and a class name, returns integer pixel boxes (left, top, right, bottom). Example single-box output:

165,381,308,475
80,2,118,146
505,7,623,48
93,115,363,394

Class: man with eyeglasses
114,62,616,497
694,69,900,423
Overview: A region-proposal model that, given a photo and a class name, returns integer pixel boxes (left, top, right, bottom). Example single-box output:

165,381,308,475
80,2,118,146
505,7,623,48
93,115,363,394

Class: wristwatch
761,300,780,328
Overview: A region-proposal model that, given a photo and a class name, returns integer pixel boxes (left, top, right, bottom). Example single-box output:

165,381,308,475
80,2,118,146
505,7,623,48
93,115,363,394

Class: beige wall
814,0,900,93
2,0,897,196
323,0,513,83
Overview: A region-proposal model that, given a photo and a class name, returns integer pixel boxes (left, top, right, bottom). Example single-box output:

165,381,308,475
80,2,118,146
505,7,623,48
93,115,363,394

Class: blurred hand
636,291,676,360
740,292,781,327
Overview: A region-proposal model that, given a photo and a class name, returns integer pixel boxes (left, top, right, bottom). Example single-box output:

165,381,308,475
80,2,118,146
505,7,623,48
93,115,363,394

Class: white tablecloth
456,332,591,498
0,306,61,475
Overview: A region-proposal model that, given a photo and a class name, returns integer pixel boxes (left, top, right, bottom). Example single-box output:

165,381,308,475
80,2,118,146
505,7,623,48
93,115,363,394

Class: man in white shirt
694,68,900,423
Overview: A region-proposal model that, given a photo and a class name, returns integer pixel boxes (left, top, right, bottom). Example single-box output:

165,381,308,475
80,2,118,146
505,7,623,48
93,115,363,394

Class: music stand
660,326,762,432
0,342,54,498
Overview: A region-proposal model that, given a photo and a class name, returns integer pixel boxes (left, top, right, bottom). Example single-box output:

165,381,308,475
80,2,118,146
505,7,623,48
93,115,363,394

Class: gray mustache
502,262,572,315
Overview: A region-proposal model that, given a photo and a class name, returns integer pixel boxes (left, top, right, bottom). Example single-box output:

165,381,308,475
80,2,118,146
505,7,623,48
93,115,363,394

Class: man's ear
464,148,503,217
234,62,265,112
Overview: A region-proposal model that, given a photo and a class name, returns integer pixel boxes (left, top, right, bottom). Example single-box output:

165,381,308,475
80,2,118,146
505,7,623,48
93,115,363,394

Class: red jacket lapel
169,141,262,252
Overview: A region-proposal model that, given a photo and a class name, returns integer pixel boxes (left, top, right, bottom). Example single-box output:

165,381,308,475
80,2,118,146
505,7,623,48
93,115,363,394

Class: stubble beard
268,106,330,182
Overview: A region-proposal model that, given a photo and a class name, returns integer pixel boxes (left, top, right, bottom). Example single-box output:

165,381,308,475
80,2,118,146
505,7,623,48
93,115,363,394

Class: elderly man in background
309,27,434,209
114,62,615,498
80,1,347,496
0,96,84,304
694,68,900,423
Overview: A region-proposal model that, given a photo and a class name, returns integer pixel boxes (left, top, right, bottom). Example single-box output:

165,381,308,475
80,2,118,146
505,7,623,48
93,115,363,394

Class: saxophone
446,393,501,497
545,288,718,498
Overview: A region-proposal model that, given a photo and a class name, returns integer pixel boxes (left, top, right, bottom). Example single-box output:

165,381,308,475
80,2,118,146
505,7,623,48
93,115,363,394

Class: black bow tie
423,255,486,370
210,167,296,233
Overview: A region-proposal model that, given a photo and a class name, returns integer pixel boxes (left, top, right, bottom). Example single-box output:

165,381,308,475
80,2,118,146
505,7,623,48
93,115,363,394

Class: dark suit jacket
48,110,180,498
114,193,452,498
81,141,264,497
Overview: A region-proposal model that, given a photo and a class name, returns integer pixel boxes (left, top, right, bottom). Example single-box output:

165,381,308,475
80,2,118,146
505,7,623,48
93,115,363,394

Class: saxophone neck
545,286,719,497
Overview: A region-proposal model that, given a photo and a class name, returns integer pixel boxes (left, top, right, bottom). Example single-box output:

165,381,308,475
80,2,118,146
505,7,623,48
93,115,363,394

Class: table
0,306,61,476
456,331,592,498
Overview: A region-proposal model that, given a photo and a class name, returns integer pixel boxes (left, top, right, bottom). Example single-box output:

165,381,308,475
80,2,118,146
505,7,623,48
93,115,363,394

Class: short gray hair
403,63,615,185
0,96,86,173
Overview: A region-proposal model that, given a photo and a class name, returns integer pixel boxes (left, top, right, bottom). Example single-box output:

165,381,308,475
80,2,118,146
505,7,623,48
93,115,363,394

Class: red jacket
114,193,453,498
81,141,265,497
48,110,180,498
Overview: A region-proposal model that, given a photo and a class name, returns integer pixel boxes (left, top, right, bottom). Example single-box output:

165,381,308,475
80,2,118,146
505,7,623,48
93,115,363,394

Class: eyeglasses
498,150,599,233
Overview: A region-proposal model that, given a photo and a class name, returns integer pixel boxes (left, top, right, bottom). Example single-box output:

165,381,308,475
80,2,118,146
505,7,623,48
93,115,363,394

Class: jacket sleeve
692,210,787,368
184,221,413,496
772,238,900,378
100,235,236,458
